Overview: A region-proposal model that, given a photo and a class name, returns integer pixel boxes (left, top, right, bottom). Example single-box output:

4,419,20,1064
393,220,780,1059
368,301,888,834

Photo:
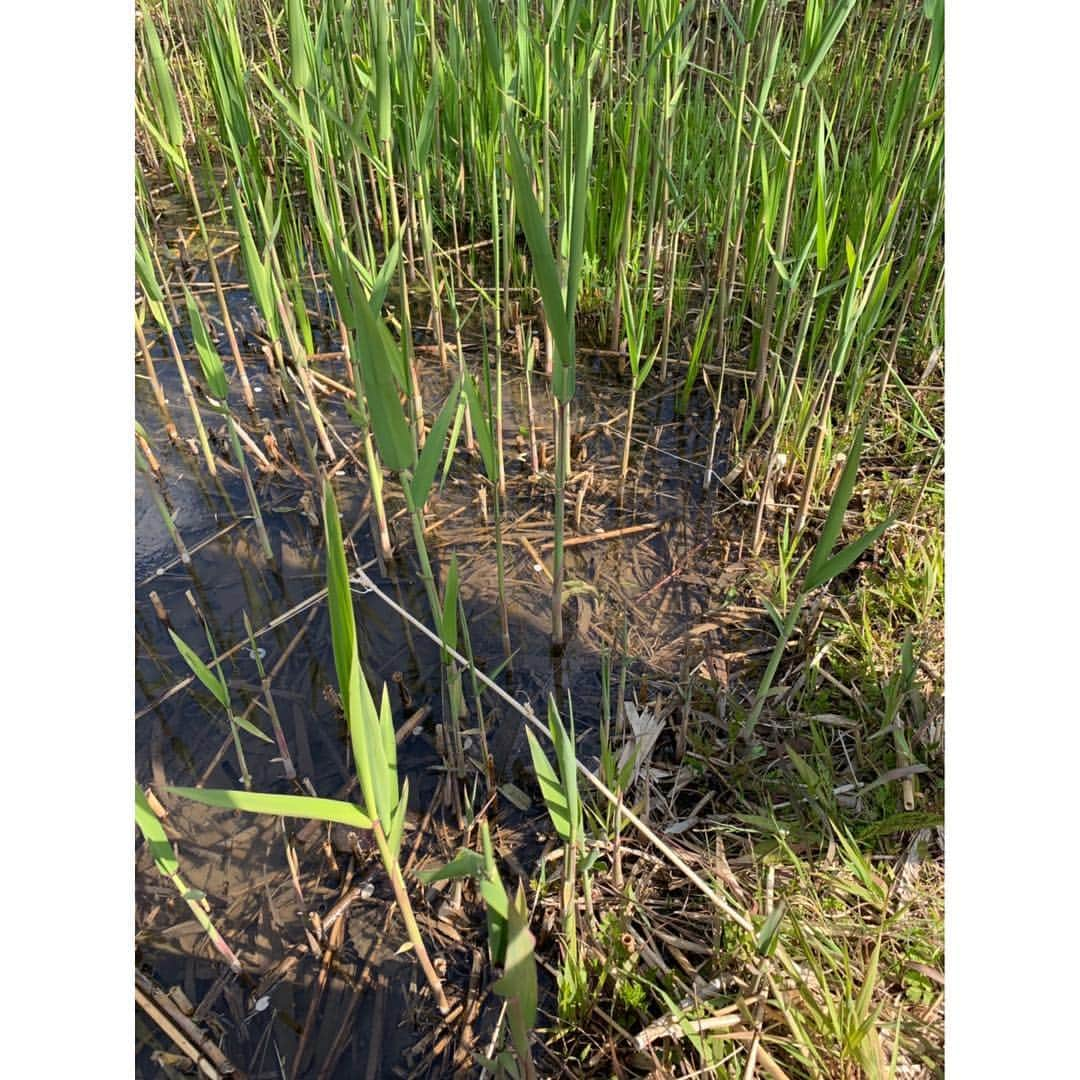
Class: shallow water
134,235,740,1076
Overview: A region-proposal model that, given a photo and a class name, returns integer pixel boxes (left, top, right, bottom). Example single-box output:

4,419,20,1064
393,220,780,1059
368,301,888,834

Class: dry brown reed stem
135,319,179,442
162,319,217,476
135,970,237,1079
275,294,336,463
794,378,837,535
231,417,272,471
194,600,325,787
137,520,239,587
292,912,346,1079
134,574,332,722
517,537,553,584
751,452,787,556
537,519,661,552
137,429,163,478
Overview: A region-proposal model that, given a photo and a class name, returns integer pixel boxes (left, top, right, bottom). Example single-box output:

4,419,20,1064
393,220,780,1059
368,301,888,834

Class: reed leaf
350,288,416,473
142,9,184,151
411,379,461,506
800,0,857,87
169,629,229,709
135,785,179,875
166,786,373,830
183,288,229,403
287,0,313,92
804,418,865,587
526,725,573,844
492,882,538,1062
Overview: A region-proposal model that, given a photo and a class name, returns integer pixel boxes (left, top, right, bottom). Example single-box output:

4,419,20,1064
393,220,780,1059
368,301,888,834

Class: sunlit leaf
168,786,373,830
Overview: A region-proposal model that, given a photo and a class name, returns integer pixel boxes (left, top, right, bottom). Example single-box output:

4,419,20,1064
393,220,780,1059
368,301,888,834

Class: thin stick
538,520,662,552
136,318,179,442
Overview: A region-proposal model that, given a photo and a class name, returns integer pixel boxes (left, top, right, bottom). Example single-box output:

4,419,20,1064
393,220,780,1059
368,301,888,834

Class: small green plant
419,822,538,1078
596,912,646,1014
742,419,893,740
168,479,450,1013
135,785,242,972
526,694,596,1020
167,624,272,790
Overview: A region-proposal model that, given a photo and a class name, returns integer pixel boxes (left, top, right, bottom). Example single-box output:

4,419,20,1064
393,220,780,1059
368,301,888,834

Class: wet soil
134,203,763,1078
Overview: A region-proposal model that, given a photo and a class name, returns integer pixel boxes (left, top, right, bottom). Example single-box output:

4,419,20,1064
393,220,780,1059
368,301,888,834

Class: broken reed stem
163,319,217,476
135,318,179,442
147,477,191,566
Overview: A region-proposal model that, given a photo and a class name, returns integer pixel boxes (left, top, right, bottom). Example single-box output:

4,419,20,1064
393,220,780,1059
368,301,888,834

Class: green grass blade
142,9,184,150
351,292,416,472
135,785,179,875
386,775,408,861
230,711,274,744
548,694,581,844
322,479,357,700
169,629,229,709
462,372,496,481
232,187,280,339
480,822,509,963
755,900,787,957
287,0,313,92
416,848,486,884
526,727,572,842
564,89,596,335
503,119,572,388
804,518,892,591
441,554,460,652
800,0,857,86
168,786,372,830
492,882,538,1056
411,379,461,506
804,419,866,587
183,288,229,403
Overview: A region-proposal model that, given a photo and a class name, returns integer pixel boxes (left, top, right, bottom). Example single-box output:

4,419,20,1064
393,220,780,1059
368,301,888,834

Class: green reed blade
287,0,313,92
141,8,184,151
169,629,229,709
503,118,572,390
135,785,179,875
480,822,509,963
411,379,461,506
350,287,416,473
804,418,865,587
804,518,892,592
167,786,372,830
183,288,229,403
416,848,486,884
322,479,357,699
492,882,538,1057
462,373,496,481
800,0,857,87
386,776,408,861
526,727,573,843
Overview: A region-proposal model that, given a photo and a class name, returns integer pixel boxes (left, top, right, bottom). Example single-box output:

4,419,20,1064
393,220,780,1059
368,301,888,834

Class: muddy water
134,239,737,1076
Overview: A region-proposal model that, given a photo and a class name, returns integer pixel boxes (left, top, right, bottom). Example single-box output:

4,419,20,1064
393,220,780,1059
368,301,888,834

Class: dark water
134,236,734,1076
